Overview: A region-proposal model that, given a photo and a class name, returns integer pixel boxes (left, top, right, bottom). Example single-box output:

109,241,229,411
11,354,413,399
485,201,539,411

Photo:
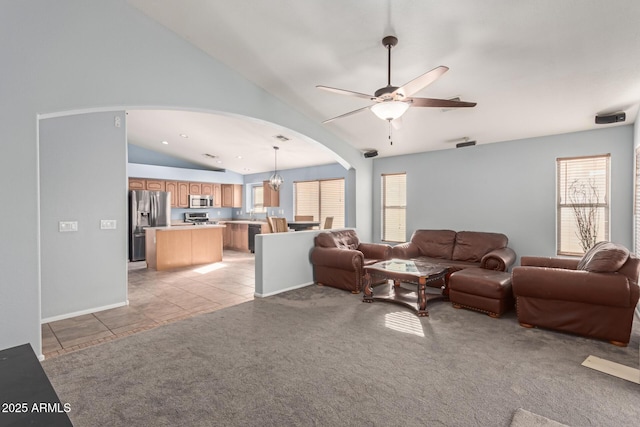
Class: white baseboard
254,282,313,298
41,300,128,324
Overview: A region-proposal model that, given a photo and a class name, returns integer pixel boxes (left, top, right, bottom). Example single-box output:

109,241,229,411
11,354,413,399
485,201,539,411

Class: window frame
556,154,610,256
293,177,345,228
381,172,407,243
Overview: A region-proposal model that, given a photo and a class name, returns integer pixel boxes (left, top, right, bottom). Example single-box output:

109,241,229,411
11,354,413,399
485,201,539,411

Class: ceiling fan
317,36,476,125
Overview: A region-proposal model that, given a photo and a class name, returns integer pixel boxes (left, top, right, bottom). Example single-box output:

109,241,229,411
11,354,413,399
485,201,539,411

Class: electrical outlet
100,220,117,230
59,221,78,232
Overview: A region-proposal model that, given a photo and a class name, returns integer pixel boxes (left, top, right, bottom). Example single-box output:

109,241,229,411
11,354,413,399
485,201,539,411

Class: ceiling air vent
441,97,461,113
202,153,218,159
274,134,290,142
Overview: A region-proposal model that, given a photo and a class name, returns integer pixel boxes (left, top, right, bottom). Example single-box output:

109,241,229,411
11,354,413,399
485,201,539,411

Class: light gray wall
40,112,128,320
372,126,634,261
243,163,351,223
0,0,371,356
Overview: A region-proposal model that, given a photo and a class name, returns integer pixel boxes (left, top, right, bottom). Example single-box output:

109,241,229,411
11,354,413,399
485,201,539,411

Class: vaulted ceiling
127,0,640,173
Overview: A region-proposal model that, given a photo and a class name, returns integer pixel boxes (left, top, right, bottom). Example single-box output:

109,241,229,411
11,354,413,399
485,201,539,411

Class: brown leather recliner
311,230,392,293
512,242,640,346
392,230,516,272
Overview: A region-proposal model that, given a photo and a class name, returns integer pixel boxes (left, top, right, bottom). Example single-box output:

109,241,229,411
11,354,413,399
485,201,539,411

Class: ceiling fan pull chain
388,120,393,145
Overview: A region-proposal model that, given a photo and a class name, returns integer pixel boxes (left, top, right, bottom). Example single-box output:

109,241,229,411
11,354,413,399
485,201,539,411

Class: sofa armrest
481,247,516,271
520,256,579,270
310,247,364,271
358,242,392,260
512,266,634,307
391,242,420,259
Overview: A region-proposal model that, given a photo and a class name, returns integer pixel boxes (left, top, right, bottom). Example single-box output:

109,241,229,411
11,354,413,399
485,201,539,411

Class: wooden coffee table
363,259,448,317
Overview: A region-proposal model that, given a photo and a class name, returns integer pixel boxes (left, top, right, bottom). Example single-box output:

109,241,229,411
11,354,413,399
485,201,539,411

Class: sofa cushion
577,241,630,273
410,230,456,259
315,230,360,250
451,231,508,262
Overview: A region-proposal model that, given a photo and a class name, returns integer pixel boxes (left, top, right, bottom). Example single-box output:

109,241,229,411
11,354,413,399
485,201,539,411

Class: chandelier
269,146,283,191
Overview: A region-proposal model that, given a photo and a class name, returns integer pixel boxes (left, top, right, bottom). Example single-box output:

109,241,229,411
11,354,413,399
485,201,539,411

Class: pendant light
269,146,283,191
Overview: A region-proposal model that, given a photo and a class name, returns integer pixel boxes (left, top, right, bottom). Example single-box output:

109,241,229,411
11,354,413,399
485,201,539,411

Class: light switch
100,220,117,230
59,221,78,232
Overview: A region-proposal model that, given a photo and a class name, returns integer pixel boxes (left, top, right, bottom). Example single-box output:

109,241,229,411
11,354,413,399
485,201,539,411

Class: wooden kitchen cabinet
201,183,213,196
263,181,280,207
222,222,249,252
177,181,190,208
221,184,242,208
212,183,222,208
165,181,178,207
128,178,146,190
189,182,201,194
145,179,166,191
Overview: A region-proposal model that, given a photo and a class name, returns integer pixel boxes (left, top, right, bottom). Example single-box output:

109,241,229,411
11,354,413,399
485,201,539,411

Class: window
382,173,406,242
252,184,266,213
635,148,640,256
557,154,610,255
294,178,344,228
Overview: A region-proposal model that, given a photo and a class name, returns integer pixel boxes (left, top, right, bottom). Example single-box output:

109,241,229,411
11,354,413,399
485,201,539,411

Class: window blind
557,154,610,255
382,173,406,242
294,178,344,228
252,185,265,213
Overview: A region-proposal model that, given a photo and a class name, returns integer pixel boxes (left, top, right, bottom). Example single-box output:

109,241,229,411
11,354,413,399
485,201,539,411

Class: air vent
202,153,218,159
274,134,290,142
441,97,461,113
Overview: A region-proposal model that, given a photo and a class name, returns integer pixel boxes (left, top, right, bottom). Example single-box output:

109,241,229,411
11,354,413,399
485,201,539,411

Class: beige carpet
511,408,569,427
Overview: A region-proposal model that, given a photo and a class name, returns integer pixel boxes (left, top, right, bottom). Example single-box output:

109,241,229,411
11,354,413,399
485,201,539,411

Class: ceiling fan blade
322,105,372,124
409,97,477,108
394,66,449,98
316,85,376,101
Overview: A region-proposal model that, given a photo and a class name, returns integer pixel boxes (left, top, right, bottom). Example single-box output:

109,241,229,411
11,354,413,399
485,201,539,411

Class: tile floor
42,250,255,359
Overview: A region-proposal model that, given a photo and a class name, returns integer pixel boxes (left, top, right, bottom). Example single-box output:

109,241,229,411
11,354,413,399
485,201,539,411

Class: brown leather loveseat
512,241,640,346
391,229,516,272
311,229,392,293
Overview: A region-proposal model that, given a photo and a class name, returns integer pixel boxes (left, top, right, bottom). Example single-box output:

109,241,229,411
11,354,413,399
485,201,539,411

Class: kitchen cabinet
212,183,222,208
222,222,249,252
177,181,190,208
145,179,165,191
201,183,213,196
128,178,146,190
146,226,224,270
221,184,242,208
263,181,280,207
189,182,201,194
165,181,178,207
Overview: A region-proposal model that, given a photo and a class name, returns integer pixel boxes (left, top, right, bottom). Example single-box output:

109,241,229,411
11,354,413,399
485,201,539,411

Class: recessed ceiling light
216,160,223,164
161,140,169,145
179,133,189,138
236,155,243,159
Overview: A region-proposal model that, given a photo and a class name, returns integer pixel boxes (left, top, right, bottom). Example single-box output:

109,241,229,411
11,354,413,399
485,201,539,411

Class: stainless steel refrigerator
129,190,171,261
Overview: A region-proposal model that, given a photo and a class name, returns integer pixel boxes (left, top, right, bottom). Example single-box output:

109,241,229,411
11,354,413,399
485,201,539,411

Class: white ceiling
127,0,640,173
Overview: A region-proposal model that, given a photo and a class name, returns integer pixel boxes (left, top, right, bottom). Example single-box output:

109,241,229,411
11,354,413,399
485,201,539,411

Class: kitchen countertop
218,220,268,225
148,224,226,231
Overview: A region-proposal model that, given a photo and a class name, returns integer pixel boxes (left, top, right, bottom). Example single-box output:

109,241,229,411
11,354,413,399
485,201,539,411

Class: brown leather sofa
391,230,516,272
512,242,640,346
311,230,392,293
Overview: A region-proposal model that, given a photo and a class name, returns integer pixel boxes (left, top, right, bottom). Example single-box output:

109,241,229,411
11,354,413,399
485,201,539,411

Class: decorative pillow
577,241,630,273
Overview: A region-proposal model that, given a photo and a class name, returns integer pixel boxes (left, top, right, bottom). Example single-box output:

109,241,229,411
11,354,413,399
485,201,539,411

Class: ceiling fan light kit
370,101,410,121
269,146,283,191
317,35,476,126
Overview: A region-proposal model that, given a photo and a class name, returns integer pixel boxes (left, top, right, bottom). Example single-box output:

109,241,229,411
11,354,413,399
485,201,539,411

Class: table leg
417,276,428,317
363,271,374,303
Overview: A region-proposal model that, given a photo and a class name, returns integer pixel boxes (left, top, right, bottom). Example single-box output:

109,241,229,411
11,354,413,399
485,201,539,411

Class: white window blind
635,148,640,256
294,178,345,228
382,173,406,242
557,154,610,255
252,185,265,213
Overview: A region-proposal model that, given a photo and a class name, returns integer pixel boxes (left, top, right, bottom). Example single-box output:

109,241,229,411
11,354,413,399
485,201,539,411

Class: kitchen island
145,225,225,270
219,220,269,252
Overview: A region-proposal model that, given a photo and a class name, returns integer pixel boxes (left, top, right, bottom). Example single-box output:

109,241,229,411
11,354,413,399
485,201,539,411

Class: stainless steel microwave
189,194,213,208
